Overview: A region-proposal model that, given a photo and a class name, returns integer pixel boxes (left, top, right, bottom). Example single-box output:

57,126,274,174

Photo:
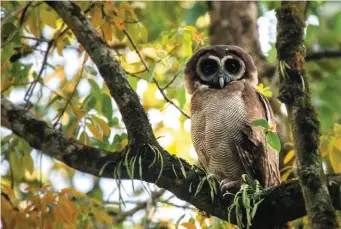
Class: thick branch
276,2,338,228
306,50,341,61
1,97,341,228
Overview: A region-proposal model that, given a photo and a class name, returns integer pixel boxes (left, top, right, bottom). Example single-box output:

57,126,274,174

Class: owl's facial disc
196,55,246,89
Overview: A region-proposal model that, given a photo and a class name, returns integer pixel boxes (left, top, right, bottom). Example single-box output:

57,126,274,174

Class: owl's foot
220,179,241,194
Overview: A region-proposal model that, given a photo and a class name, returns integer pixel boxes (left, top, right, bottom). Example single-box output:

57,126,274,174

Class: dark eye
224,59,240,74
200,59,219,76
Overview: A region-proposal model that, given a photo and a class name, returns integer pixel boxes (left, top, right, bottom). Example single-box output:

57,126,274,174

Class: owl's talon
220,179,241,194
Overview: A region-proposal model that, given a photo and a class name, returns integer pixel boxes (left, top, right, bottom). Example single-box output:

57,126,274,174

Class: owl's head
184,45,258,94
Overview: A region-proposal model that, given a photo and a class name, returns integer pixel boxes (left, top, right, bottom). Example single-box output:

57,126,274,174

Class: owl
184,45,280,192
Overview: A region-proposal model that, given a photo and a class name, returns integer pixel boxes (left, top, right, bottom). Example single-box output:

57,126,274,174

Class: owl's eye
224,59,241,74
200,59,219,76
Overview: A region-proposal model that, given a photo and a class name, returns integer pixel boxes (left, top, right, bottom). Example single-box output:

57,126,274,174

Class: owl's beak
219,77,225,88
216,71,231,88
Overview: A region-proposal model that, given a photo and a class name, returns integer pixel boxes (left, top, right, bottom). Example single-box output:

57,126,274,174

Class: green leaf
251,119,269,129
83,95,97,109
45,95,62,109
266,131,281,153
88,79,101,100
9,151,24,180
85,65,98,75
102,93,113,121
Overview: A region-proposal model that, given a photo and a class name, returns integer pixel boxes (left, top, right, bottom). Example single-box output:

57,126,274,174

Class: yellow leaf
102,23,113,42
27,16,40,37
23,153,34,175
181,222,197,229
60,196,78,215
257,83,273,97
1,60,10,75
91,7,102,28
283,150,295,165
41,184,52,190
281,169,292,182
56,39,65,56
113,15,125,31
40,5,57,28
329,138,341,173
86,122,103,140
72,105,86,120
79,131,91,146
93,116,110,136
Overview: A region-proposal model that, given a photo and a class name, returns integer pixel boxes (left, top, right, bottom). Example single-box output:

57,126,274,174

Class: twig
24,41,53,108
53,56,87,127
161,72,180,90
112,189,165,222
153,78,190,118
306,50,341,61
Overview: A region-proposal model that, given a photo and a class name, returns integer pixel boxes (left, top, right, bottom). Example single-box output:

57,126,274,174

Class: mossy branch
276,2,338,228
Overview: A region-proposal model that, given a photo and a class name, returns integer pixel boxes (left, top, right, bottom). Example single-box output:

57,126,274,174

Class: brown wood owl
184,45,280,192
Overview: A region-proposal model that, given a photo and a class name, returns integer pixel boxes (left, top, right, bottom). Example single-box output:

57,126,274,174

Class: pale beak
219,77,225,89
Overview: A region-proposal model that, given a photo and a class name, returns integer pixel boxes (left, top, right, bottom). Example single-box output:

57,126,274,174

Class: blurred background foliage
1,1,340,229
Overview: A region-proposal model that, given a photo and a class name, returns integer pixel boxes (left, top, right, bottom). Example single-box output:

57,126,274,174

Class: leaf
87,78,101,99
251,119,269,129
23,153,34,175
83,95,97,109
79,131,91,146
266,131,281,153
102,23,113,42
86,122,102,140
9,151,24,180
85,65,98,75
91,7,102,28
113,15,125,30
45,95,62,109
329,137,341,173
181,222,197,229
256,83,273,97
92,116,110,137
284,150,295,165
101,93,113,121
56,39,65,56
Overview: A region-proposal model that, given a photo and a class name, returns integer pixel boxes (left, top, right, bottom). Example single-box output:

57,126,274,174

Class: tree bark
276,2,338,228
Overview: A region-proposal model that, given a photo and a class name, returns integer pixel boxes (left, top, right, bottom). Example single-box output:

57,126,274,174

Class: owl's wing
235,127,262,184
236,88,280,187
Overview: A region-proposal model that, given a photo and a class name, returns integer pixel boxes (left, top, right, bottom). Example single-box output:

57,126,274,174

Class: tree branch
2,96,341,228
276,2,338,228
306,50,341,61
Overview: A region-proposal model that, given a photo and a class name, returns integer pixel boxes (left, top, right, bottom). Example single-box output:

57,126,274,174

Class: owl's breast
190,82,248,178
